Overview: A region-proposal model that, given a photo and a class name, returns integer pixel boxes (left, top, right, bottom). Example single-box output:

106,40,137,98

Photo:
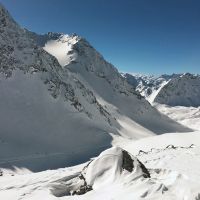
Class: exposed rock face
122,150,134,172
122,149,150,178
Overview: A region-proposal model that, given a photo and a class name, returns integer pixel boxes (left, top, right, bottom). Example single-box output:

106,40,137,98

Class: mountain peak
0,3,18,29
0,3,7,13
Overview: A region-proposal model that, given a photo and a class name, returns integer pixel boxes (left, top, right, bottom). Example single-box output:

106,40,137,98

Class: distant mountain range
122,72,200,107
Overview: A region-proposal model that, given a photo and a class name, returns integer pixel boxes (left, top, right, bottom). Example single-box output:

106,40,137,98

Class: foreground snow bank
51,147,150,196
1,137,200,200
84,147,150,187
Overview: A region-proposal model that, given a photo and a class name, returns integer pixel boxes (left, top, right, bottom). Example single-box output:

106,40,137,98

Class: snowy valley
0,3,200,200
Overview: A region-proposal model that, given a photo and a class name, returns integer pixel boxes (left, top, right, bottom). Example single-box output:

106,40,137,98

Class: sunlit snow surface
0,3,200,200
154,103,200,131
43,34,78,67
1,132,200,200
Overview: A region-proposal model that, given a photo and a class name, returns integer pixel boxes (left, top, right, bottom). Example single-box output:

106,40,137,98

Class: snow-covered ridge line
122,72,180,100
35,30,191,134
29,31,140,98
123,72,200,107
0,3,114,123
154,73,200,107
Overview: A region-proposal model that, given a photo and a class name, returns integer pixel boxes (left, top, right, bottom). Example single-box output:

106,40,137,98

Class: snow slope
124,73,200,107
122,73,180,102
1,132,200,200
0,3,191,175
40,33,190,134
123,73,200,131
0,70,114,171
154,103,200,131
0,3,147,173
154,73,200,107
0,4,116,171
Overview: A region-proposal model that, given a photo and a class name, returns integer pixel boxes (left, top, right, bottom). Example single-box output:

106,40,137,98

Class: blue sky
1,0,200,75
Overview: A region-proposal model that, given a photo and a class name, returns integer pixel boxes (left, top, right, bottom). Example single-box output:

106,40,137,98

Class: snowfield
154,103,200,131
1,132,200,200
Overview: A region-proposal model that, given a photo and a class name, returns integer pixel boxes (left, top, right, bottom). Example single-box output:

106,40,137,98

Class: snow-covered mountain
154,73,200,107
0,4,118,171
1,3,200,200
123,73,200,107
34,32,190,134
123,73,200,131
0,3,191,173
154,104,200,131
153,73,200,130
122,73,180,102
